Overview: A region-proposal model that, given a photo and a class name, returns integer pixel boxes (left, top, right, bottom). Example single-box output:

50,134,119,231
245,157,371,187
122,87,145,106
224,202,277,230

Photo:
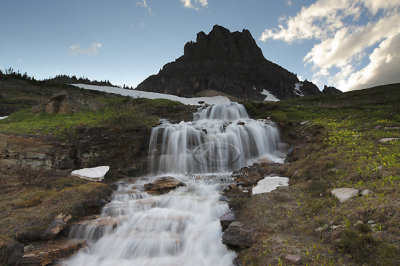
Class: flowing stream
63,102,282,266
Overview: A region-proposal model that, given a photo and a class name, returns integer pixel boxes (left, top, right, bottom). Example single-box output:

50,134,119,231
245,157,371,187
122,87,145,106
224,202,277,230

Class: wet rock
69,215,120,241
43,213,72,239
20,239,87,265
220,210,235,231
222,222,255,249
284,254,301,264
144,176,186,195
237,121,245,126
331,188,359,202
257,157,271,164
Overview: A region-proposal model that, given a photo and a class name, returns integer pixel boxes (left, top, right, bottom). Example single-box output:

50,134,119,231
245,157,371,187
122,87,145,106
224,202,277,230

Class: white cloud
259,0,400,91
136,0,153,14
180,0,208,10
287,0,293,7
68,43,102,56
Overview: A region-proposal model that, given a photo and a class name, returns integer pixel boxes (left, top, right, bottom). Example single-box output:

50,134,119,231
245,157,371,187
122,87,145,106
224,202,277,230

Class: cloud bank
180,0,208,10
69,43,102,56
260,0,400,91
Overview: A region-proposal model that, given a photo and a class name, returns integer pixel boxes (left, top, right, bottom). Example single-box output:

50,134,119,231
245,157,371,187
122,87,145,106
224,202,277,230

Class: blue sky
1,0,399,91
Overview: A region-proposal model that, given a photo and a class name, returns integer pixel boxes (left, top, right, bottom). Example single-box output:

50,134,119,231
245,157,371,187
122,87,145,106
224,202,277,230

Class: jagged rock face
136,25,321,101
322,85,342,94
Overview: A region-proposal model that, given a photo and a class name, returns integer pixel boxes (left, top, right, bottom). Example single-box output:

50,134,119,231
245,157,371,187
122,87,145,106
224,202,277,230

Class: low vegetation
237,83,400,265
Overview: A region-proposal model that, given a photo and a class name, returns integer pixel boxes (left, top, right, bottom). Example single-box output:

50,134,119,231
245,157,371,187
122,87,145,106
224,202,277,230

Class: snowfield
261,89,280,102
72,84,231,105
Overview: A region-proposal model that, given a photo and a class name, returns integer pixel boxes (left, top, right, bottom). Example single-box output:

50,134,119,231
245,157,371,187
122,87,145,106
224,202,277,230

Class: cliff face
136,25,321,100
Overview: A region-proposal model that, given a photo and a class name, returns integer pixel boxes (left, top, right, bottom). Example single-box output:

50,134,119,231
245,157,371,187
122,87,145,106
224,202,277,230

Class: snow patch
294,83,304,97
0,116,8,120
71,166,110,182
252,176,289,195
261,89,280,102
72,84,231,105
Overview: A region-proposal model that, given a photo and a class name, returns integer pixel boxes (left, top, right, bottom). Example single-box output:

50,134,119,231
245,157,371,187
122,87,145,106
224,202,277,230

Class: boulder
220,209,235,231
71,166,110,182
144,176,186,195
331,188,359,202
252,176,289,195
222,221,255,249
20,239,86,265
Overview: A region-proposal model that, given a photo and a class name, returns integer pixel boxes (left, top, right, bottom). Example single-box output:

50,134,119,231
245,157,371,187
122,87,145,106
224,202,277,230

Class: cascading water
63,102,282,266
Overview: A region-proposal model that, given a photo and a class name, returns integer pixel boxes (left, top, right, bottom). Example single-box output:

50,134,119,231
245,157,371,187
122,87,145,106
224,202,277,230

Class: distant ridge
136,25,321,101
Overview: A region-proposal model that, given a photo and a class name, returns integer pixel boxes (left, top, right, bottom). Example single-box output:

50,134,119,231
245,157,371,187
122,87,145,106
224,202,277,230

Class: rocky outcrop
144,176,186,195
0,125,150,176
32,92,101,114
322,85,342,94
136,25,321,101
20,239,87,265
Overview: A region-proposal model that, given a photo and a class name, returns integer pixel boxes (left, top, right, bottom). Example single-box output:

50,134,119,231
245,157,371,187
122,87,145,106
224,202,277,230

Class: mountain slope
136,25,321,101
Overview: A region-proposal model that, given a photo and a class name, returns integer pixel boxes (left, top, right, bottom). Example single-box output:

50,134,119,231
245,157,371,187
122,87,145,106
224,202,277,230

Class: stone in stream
20,239,87,265
220,209,235,231
144,176,186,195
69,215,121,241
331,188,359,202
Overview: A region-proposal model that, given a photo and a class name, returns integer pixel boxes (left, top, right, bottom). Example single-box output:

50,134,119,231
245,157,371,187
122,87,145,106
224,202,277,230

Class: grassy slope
238,83,400,265
0,80,185,264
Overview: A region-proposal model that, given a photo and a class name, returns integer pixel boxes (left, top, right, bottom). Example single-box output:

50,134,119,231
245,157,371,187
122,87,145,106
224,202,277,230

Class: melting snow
0,116,8,120
71,166,110,182
252,176,289,195
72,84,231,105
261,89,280,102
294,83,304,97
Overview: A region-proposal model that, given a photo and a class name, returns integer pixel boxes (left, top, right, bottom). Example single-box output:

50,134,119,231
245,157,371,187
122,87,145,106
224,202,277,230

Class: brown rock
20,239,86,265
144,176,186,195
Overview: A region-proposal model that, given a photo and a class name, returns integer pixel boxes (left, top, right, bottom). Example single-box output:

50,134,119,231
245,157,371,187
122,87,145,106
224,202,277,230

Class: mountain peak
137,26,320,100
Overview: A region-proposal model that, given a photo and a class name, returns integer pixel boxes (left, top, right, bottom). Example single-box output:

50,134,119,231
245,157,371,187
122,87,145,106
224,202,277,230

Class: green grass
236,83,400,265
0,96,182,136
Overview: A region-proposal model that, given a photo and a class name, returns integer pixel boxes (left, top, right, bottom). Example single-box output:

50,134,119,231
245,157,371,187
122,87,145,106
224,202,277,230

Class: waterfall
148,102,281,175
63,102,282,266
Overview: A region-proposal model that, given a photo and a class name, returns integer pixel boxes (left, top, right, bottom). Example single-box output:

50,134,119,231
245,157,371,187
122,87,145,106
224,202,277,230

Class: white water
64,102,281,266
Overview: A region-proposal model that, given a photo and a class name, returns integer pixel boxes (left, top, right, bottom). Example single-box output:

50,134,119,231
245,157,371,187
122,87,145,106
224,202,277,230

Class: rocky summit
136,25,321,101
